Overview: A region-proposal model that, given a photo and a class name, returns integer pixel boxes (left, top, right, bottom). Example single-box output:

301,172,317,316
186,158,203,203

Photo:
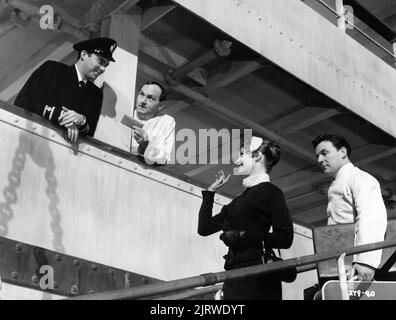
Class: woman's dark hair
139,81,167,102
311,134,351,157
252,139,281,173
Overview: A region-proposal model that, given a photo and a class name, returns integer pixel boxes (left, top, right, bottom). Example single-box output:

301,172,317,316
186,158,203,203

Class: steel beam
0,236,160,297
173,0,396,139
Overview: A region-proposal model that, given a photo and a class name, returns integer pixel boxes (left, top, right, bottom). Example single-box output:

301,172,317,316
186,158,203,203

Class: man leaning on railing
14,37,117,143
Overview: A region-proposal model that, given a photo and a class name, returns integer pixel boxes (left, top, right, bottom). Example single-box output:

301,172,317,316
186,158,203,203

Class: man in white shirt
312,134,387,281
131,81,175,165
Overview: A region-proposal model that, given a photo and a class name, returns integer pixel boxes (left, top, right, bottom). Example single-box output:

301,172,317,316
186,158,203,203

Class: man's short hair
252,139,281,173
139,81,167,102
311,134,352,157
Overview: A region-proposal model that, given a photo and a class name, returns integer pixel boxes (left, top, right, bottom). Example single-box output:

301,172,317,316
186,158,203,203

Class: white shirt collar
334,162,354,180
242,173,270,189
74,65,86,84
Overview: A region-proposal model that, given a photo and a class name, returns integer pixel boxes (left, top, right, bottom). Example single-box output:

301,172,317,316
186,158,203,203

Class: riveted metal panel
0,236,160,297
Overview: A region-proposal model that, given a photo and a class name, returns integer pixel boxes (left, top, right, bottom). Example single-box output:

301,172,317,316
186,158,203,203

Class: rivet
141,277,148,284
134,166,138,170
86,147,90,152
51,133,56,138
108,269,115,276
89,290,95,294
31,275,39,283
32,126,37,130
70,285,79,295
74,259,80,267
163,178,167,182
177,183,181,187
91,264,97,271
125,273,131,280
12,271,19,279
55,254,62,262
103,154,107,158
118,160,122,165
190,187,194,192
16,243,22,253
34,248,42,257
280,32,283,35
148,172,152,176
14,119,19,123
53,281,59,289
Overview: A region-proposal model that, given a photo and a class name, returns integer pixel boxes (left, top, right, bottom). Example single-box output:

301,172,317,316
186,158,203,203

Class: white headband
247,136,263,153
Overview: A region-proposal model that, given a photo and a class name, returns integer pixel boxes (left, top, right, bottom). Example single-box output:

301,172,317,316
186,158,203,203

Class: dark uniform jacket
198,182,294,300
14,60,103,136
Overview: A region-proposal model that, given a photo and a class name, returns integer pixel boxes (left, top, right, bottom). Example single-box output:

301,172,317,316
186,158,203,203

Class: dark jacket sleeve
263,188,294,249
85,87,103,137
198,191,226,236
14,61,63,125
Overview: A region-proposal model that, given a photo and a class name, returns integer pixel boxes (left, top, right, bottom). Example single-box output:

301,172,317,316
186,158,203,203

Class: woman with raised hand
198,136,294,300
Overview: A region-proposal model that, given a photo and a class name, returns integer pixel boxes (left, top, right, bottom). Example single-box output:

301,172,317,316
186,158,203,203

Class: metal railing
66,239,396,300
313,0,396,65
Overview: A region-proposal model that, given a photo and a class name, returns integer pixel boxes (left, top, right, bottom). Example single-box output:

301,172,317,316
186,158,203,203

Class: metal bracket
0,236,161,297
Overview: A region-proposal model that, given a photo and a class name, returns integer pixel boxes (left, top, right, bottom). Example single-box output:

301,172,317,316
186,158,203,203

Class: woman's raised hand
208,170,231,192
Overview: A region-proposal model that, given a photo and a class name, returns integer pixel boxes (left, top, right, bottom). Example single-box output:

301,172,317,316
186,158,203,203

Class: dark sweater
198,182,293,270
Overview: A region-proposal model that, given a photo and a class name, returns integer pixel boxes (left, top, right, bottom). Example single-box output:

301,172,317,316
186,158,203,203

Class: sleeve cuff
42,105,62,123
201,190,215,198
78,122,89,134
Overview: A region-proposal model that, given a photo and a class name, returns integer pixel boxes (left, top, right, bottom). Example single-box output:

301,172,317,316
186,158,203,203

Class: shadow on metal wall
0,130,65,254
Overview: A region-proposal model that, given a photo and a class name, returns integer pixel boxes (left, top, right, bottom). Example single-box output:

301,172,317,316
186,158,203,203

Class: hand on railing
63,124,79,143
58,107,86,128
349,263,375,281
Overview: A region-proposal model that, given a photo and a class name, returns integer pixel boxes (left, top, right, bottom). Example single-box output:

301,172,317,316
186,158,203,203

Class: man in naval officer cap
14,37,117,143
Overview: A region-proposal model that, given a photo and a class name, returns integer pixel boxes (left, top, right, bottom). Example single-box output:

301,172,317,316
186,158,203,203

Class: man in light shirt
130,81,175,165
312,134,387,281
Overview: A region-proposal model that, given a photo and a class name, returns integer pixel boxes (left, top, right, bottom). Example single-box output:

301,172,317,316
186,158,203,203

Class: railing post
392,41,396,68
336,0,346,32
337,253,349,300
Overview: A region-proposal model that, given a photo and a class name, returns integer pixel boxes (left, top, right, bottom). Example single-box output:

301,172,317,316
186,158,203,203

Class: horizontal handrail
343,0,396,43
152,264,317,300
154,284,223,300
0,99,234,200
314,0,396,60
65,238,396,300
